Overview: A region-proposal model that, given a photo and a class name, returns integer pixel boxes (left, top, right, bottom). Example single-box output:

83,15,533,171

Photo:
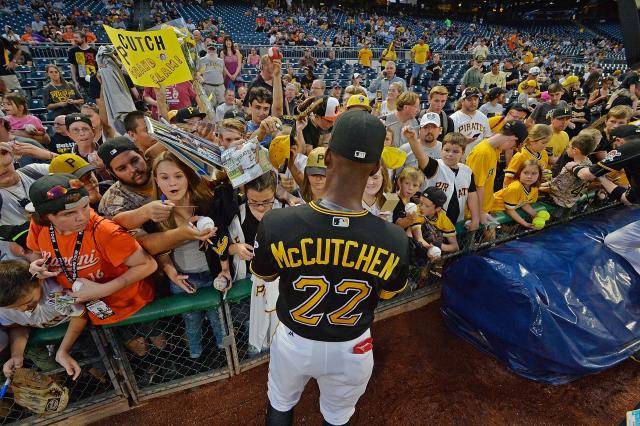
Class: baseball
196,216,215,232
72,281,84,292
213,276,229,291
532,217,546,230
405,202,418,215
536,210,550,221
428,246,441,258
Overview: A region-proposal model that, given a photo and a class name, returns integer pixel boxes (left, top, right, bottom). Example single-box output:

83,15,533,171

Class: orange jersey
27,209,154,325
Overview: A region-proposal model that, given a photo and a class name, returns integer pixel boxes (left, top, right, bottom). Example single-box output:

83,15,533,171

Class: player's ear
324,148,333,167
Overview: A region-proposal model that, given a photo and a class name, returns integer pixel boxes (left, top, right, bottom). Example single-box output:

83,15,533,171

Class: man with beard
395,112,442,180
97,137,215,255
450,87,492,159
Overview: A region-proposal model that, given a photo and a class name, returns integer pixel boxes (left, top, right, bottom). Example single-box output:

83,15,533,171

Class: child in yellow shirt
411,187,459,253
491,159,542,228
503,124,552,187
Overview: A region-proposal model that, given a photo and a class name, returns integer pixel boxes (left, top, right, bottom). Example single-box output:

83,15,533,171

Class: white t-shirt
0,164,49,226
450,110,492,159
0,279,84,328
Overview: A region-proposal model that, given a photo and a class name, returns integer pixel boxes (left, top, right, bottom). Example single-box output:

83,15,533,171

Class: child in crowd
413,132,480,229
3,93,49,144
546,107,571,165
410,187,459,254
0,260,86,380
393,166,425,229
151,152,231,358
568,95,591,138
503,124,552,187
362,161,393,221
491,159,543,228
298,147,326,202
541,132,598,208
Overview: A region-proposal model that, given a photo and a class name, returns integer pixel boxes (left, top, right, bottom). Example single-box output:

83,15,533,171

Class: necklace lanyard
49,225,84,284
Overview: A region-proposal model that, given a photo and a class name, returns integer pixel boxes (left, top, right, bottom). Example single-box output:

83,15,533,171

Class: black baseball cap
328,109,385,164
27,173,90,215
65,113,92,130
488,87,506,101
175,107,207,123
420,187,447,208
502,120,528,145
0,221,30,250
206,42,216,49
610,125,640,139
97,136,140,169
551,107,572,119
507,102,529,113
223,108,247,123
461,87,481,99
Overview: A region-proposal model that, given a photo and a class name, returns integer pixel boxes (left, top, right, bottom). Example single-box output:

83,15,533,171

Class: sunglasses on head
46,179,83,200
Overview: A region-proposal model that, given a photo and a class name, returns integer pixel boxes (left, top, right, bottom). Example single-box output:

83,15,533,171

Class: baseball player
251,110,410,426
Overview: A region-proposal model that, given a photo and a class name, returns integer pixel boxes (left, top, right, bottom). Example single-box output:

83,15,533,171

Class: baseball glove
11,368,69,415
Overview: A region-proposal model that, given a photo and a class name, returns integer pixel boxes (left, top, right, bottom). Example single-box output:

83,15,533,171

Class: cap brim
25,202,35,213
305,167,326,176
347,105,372,112
420,121,440,127
320,116,338,122
554,114,572,119
73,164,96,178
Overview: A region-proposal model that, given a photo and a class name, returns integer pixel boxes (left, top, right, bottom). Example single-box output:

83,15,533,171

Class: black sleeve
42,85,53,107
421,156,439,179
249,218,279,280
392,200,406,225
468,173,477,192
242,80,256,107
380,232,410,296
67,47,76,65
590,141,640,177
583,107,592,124
552,151,571,177
88,74,101,99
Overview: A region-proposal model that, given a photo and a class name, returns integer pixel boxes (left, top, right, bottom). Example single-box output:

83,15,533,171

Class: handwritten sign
103,25,192,87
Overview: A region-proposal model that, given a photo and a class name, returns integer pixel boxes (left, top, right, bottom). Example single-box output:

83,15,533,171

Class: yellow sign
103,25,192,87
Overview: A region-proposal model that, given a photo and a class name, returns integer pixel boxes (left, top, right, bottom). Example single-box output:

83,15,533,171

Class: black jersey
250,201,410,342
590,140,640,204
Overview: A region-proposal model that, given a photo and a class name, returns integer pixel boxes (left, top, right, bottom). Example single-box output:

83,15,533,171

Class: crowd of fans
0,0,636,394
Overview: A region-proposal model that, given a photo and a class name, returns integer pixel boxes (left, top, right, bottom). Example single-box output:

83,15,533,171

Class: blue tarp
441,206,640,384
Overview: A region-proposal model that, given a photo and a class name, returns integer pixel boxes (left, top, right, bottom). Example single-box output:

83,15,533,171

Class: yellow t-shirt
504,145,549,185
466,139,500,212
411,44,430,65
546,130,570,158
359,48,373,67
491,181,539,212
411,210,456,238
523,51,533,63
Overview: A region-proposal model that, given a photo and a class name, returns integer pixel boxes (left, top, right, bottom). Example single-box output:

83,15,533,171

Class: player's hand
70,277,107,303
231,243,254,260
145,200,175,222
55,350,81,381
3,356,23,378
164,264,195,294
29,256,57,279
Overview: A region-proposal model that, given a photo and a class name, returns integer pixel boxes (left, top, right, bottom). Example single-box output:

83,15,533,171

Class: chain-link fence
0,327,126,425
0,193,622,424
102,287,233,403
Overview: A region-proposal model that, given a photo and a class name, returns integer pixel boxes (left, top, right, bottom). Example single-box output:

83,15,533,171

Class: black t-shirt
251,201,410,342
240,204,260,274
621,73,639,91
0,37,17,76
504,68,520,89
425,62,442,81
590,139,640,204
42,83,82,117
289,118,324,149
242,74,287,108
67,45,98,87
47,133,76,155
567,106,591,138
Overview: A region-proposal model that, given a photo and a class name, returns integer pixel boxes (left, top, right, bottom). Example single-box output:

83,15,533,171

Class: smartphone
184,280,196,293
376,90,382,102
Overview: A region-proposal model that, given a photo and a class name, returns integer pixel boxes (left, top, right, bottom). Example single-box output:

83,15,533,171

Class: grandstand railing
24,43,626,65
0,191,620,424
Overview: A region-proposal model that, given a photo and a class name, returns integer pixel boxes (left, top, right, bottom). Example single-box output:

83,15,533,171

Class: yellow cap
562,75,579,87
381,146,407,169
48,153,96,177
526,80,538,88
168,110,179,122
346,95,372,112
305,147,327,176
268,135,291,169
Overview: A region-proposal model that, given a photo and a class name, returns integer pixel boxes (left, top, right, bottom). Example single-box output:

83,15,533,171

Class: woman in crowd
43,63,83,119
151,152,231,358
247,47,260,66
587,76,613,118
228,171,281,281
375,81,404,117
362,161,393,221
220,35,242,89
299,147,327,203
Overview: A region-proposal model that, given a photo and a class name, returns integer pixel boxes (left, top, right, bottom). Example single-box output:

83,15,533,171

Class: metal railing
0,191,621,424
